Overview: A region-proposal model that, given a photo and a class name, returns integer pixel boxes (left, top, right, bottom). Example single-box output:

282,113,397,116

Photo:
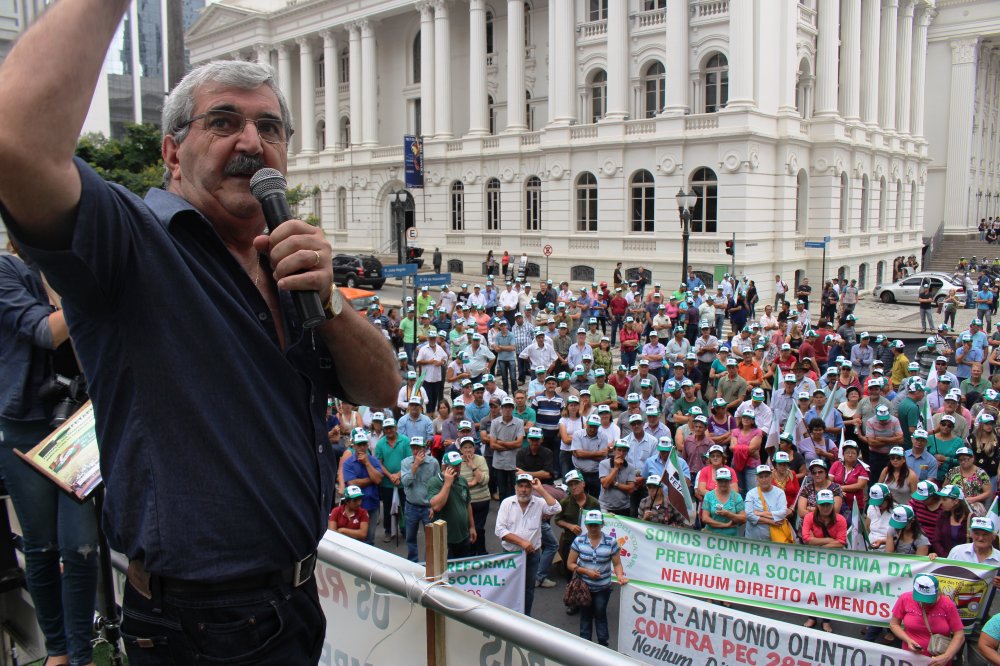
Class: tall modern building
0,1,52,61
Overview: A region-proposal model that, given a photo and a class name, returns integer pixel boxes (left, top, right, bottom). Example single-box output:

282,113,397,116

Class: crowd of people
322,266,1000,660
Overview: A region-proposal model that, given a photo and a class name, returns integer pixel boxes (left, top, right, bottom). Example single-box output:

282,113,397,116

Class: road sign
543,244,553,257
415,272,452,288
823,235,831,243
803,241,827,249
382,263,418,278
406,227,418,241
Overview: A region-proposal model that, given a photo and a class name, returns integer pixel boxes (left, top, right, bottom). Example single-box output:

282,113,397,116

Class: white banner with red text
603,514,997,626
619,583,930,666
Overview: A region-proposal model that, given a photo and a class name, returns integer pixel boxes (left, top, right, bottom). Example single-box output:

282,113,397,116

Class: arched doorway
381,181,415,261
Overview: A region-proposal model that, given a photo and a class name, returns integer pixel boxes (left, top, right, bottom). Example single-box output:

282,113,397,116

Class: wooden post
424,520,448,666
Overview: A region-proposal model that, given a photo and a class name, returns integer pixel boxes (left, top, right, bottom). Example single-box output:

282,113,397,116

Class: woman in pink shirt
889,575,964,664
729,408,763,492
801,489,846,632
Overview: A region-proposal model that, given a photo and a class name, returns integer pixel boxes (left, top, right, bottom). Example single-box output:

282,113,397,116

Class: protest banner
16,401,101,502
619,583,930,666
445,550,525,613
603,514,997,626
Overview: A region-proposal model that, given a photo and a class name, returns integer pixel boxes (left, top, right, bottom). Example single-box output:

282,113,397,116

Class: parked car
332,254,385,289
872,272,964,305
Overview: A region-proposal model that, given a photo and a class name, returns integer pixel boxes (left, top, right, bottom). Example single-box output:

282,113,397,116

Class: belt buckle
291,552,317,587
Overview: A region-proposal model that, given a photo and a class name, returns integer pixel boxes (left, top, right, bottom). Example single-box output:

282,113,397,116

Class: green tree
286,184,321,226
76,123,164,196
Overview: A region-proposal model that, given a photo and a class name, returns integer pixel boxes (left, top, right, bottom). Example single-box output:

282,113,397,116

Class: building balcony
689,0,729,26
577,19,607,43
632,8,665,34
798,3,817,31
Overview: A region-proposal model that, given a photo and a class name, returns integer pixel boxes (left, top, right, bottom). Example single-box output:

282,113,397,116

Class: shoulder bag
920,605,951,657
759,488,794,543
563,574,592,607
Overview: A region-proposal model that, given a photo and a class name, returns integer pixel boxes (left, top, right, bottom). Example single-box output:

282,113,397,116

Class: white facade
923,0,1000,236
187,0,937,294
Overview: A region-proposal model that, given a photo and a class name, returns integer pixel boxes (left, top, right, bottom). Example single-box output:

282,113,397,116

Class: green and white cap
344,485,363,500
911,575,940,604
583,510,604,525
937,484,965,500
888,505,915,529
869,483,891,505
911,479,938,501
564,470,584,484
443,451,463,466
971,516,995,533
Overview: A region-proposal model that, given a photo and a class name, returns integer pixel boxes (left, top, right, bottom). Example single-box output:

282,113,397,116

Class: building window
589,69,607,123
910,181,917,229
839,172,849,233
488,95,497,135
643,0,666,8
895,179,903,230
859,263,868,290
336,187,347,230
340,117,351,146
704,53,729,113
486,10,495,54
795,169,808,235
643,61,666,118
526,90,534,131
317,120,326,151
450,181,465,231
879,176,887,230
860,174,870,232
795,59,811,119
525,176,541,231
524,2,532,46
576,172,598,231
485,178,501,231
589,0,608,21
630,169,655,233
340,47,349,84
316,54,325,88
413,98,422,136
876,261,885,286
690,167,718,233
413,32,421,84
312,190,322,223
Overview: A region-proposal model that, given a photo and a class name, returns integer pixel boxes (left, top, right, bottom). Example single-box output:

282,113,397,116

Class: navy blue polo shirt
3,159,345,581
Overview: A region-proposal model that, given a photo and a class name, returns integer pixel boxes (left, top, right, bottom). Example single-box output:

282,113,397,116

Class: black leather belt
156,551,318,597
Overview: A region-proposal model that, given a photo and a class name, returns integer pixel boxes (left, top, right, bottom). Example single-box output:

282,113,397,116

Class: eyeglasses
176,109,292,144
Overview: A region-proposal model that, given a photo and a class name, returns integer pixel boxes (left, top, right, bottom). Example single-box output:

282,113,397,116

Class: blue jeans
0,418,98,666
715,314,725,338
120,573,324,665
580,585,613,645
537,521,558,583
496,359,517,394
610,316,624,346
621,349,637,368
739,468,757,494
365,505,380,545
524,550,540,615
405,502,432,562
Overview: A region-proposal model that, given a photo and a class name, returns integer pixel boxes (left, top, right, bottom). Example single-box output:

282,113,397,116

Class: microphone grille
249,168,287,201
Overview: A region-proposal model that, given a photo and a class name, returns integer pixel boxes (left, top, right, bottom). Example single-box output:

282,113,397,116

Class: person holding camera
0,240,98,666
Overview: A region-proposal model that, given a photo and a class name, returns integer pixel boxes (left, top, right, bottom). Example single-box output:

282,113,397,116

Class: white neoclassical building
187,0,939,293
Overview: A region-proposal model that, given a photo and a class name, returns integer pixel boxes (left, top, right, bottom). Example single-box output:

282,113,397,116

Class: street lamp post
391,190,406,265
675,188,697,287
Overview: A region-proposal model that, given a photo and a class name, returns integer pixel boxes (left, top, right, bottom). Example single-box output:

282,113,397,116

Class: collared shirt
511,322,535,354
520,339,557,368
598,458,638,511
342,455,383,512
397,413,434,441
905,448,939,482
644,452,692,483
567,342,593,368
416,344,448,382
532,393,564,431
495,495,560,552
400,454,441,506
492,331,517,362
7,160,345,580
463,344,495,376
490,416,525,470
624,431,658,469
946,543,1000,565
571,430,609,473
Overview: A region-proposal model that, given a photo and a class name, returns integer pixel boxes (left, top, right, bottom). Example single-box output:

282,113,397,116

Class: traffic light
725,240,734,256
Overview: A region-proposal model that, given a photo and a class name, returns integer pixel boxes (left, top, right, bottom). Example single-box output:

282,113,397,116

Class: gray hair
161,60,294,187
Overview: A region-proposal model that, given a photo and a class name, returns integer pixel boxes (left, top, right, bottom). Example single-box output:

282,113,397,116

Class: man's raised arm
0,0,131,248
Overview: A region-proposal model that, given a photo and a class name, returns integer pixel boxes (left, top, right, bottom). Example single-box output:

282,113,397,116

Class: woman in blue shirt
701,468,747,536
567,511,628,647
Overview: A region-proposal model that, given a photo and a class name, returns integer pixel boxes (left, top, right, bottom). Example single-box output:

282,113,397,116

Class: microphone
249,168,326,328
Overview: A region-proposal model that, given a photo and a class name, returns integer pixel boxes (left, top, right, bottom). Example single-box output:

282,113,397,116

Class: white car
872,272,964,305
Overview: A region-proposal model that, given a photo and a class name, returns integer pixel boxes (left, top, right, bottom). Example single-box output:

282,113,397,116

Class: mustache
224,154,265,177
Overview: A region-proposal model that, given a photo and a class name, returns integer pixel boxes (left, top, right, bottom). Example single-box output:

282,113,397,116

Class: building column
727,0,755,108
814,0,840,116
777,0,798,114
418,2,436,138
276,43,293,151
894,1,914,134
664,0,688,114
348,24,362,146
839,0,862,122
506,0,527,131
605,0,628,120
322,31,340,151
552,0,577,124
878,0,898,131
254,44,271,67
297,38,317,153
434,0,452,138
860,0,881,126
468,0,489,135
361,20,378,147
943,38,979,231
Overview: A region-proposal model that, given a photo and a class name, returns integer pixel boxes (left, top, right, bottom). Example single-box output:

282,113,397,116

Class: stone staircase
924,237,993,272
